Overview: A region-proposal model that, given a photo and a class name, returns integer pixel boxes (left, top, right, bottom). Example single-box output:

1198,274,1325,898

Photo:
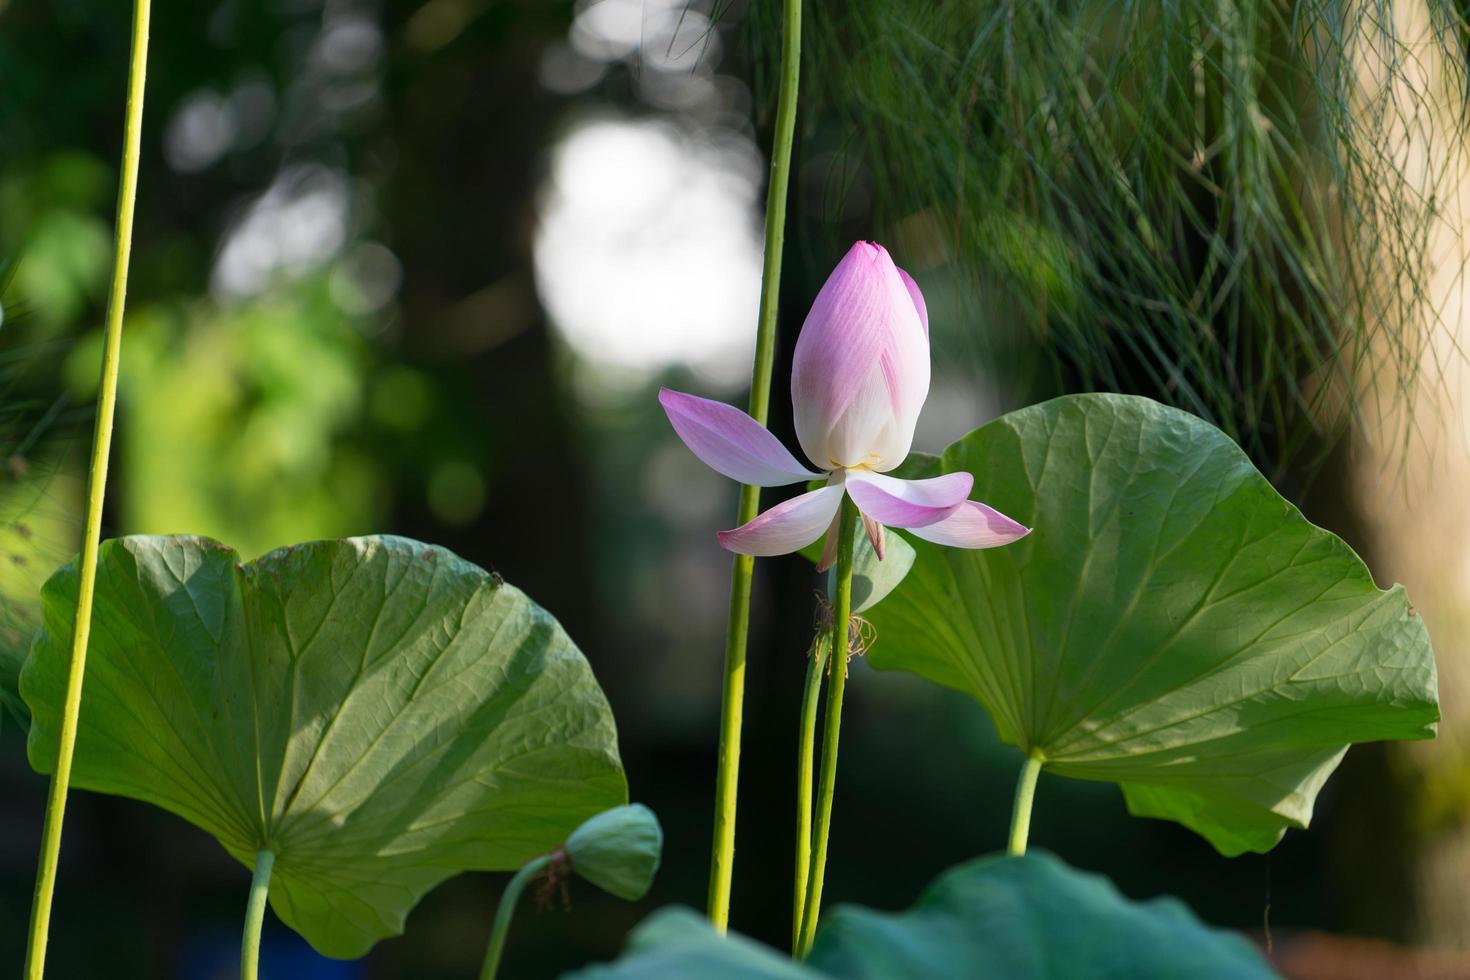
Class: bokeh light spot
427,460,486,526
533,118,762,389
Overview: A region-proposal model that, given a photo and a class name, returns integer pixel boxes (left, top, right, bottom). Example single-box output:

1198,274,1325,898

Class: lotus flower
660,241,1030,569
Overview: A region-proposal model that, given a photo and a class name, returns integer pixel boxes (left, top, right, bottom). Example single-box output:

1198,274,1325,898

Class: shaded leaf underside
22,535,626,957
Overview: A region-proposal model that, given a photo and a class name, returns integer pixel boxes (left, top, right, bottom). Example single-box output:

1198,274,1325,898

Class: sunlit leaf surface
23,535,626,957
869,394,1438,854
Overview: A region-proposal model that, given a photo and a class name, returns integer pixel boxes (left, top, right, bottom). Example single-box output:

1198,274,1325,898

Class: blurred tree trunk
377,1,595,638
369,5,606,973
1334,0,1470,949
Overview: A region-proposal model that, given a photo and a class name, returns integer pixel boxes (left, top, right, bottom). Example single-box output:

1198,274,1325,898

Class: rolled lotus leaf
564,803,663,901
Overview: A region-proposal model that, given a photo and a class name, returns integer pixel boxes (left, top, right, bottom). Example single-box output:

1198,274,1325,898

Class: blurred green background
0,0,1465,977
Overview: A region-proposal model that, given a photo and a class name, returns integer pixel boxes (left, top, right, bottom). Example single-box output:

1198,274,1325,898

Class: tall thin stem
22,0,149,975
796,500,857,958
792,635,828,952
240,850,276,980
1008,753,1044,856
479,854,554,980
706,0,803,934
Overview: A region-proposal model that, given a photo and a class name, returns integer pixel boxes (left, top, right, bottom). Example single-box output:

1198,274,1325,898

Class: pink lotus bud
790,242,930,472
658,240,1029,561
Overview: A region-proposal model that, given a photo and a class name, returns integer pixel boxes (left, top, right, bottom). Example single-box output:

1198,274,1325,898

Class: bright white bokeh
164,90,236,173
212,164,350,300
569,0,715,68
533,117,763,388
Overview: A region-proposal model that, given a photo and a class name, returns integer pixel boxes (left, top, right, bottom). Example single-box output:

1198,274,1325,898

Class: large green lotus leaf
566,852,1273,979
22,535,626,958
867,394,1437,855
809,851,1273,978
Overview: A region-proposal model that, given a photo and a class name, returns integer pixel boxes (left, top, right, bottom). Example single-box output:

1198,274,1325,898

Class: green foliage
768,0,1465,471
567,852,1273,978
564,803,664,901
110,291,384,559
21,535,626,958
866,393,1438,854
0,153,114,335
0,257,85,732
0,469,79,731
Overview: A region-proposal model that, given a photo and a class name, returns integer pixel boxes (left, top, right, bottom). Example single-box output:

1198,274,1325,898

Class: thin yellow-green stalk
706,0,803,933
792,636,827,951
1008,754,1044,856
795,500,856,957
23,0,149,975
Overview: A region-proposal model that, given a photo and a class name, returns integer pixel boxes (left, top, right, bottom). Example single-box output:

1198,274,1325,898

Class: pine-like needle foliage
0,262,84,731
752,0,1466,475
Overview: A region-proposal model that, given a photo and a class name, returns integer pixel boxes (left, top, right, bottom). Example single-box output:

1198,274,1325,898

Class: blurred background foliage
0,0,1467,977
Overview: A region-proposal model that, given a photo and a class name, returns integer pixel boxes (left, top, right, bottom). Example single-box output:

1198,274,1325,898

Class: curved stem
240,849,276,980
1008,754,1044,856
479,854,553,980
22,0,149,976
706,0,803,934
796,500,857,958
792,636,828,952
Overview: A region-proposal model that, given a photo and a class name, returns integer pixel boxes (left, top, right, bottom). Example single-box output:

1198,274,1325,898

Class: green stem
240,849,276,980
792,636,828,952
1008,754,1044,856
706,0,802,934
22,0,149,976
479,854,554,980
796,500,857,958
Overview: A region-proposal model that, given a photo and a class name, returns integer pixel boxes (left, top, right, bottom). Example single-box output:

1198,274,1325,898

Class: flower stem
1008,753,1044,856
792,635,828,952
479,854,554,980
240,849,276,980
796,499,857,958
706,0,803,934
22,0,149,975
